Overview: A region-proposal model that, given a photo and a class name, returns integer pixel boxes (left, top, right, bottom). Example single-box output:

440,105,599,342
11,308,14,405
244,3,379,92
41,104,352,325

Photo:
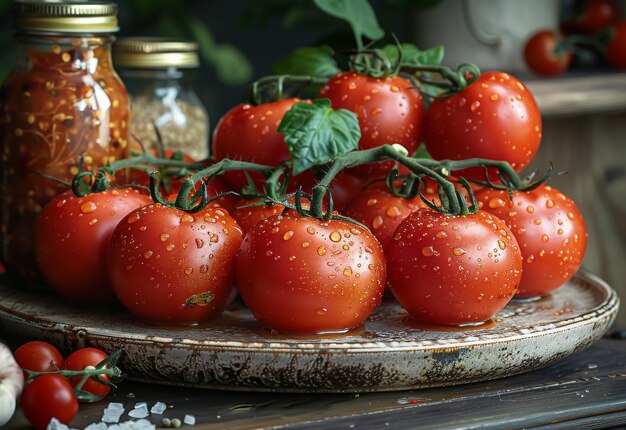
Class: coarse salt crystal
46,418,69,430
183,414,196,425
128,405,149,419
84,423,108,430
150,402,167,414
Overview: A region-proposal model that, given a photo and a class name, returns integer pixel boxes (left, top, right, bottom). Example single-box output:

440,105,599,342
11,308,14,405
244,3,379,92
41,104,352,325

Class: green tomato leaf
382,43,444,67
274,46,340,79
313,0,384,46
278,99,361,175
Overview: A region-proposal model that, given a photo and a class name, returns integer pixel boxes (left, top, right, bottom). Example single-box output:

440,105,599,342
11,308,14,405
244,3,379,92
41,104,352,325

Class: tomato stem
400,63,481,98
249,75,329,105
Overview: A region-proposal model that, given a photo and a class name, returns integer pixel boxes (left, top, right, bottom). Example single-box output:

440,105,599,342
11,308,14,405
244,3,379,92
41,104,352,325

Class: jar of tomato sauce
0,2,128,286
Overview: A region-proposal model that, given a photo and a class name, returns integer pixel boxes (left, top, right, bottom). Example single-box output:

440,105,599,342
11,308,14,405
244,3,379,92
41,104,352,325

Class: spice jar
0,2,129,285
114,38,209,161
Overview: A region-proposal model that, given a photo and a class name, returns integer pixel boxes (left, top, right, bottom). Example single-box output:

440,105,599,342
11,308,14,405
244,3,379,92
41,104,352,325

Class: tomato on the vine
607,22,626,69
21,374,78,430
524,30,572,76
64,347,110,397
424,72,541,180
476,185,587,298
236,211,386,333
344,184,431,250
319,72,424,178
14,341,64,374
387,209,522,325
107,204,243,324
212,98,311,191
580,0,620,34
231,199,285,235
36,188,152,303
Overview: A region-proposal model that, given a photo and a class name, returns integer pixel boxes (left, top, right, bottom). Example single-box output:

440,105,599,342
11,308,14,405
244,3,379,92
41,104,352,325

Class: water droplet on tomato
470,101,480,111
371,107,382,116
372,216,383,229
366,198,378,206
166,243,175,251
80,201,97,213
266,250,273,257
180,214,194,223
307,226,315,235
498,240,506,250
144,251,153,259
195,238,204,248
209,233,219,243
435,231,447,239
199,264,208,274
488,198,505,209
453,247,466,256
386,206,400,218
546,199,555,208
301,241,310,248
422,246,438,257
317,246,327,256
533,219,542,225
283,230,294,241
557,228,564,235
184,267,193,275
541,234,549,243
490,94,499,101
88,218,98,225
348,82,357,90
160,233,170,242
330,231,341,242
316,308,328,316
57,199,67,207
260,125,270,135
343,267,353,277
567,212,575,220
365,246,374,254
289,255,296,261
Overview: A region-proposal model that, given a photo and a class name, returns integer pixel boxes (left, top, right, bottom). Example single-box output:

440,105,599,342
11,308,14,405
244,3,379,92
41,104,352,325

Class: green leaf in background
188,18,253,86
278,99,361,175
313,0,384,48
273,46,340,79
382,43,444,67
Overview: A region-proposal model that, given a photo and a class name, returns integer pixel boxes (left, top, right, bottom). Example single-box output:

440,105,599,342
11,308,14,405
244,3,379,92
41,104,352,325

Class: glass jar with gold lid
0,2,129,284
114,38,209,161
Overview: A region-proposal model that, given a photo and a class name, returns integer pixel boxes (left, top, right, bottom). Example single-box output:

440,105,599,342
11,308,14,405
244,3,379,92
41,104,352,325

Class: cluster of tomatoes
13,341,115,429
33,61,588,333
524,0,626,75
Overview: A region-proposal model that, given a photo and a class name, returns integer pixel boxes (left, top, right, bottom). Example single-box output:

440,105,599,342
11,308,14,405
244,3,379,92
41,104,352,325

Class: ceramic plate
0,271,618,393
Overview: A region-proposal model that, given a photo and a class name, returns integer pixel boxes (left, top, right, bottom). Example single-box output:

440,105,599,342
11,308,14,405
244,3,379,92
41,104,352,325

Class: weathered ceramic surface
0,271,618,393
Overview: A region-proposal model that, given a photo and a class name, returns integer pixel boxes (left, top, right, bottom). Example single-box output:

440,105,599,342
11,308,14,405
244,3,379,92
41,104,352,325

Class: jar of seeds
114,38,209,160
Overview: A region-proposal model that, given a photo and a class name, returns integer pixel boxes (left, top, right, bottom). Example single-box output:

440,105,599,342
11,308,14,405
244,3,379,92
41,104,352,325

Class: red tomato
476,185,587,299
14,341,64,374
21,374,78,430
387,209,522,325
327,173,365,211
36,188,152,302
64,347,110,398
236,211,387,333
424,72,542,180
319,72,424,178
344,185,430,250
607,22,626,69
107,204,243,324
580,0,620,34
212,98,306,190
524,30,572,76
231,199,285,235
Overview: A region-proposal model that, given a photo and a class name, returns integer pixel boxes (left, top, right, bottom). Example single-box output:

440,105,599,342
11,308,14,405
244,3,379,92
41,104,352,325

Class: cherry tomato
319,72,424,178
236,211,386,333
607,22,626,69
36,188,152,303
524,30,572,76
424,72,542,180
107,204,243,324
64,347,110,397
387,209,522,325
580,0,620,35
212,98,306,190
476,185,587,298
21,374,78,430
14,341,64,374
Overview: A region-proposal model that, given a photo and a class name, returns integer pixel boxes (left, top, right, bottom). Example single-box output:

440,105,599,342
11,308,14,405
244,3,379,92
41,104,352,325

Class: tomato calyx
24,349,124,403
249,75,328,105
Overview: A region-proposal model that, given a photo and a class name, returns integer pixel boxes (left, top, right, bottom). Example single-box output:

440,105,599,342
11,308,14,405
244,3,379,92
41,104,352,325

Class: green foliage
313,0,385,48
273,46,340,78
382,43,444,67
278,99,361,175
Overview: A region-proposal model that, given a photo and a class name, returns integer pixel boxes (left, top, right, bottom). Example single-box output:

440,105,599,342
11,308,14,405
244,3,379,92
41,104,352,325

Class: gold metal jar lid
14,2,119,34
114,38,200,69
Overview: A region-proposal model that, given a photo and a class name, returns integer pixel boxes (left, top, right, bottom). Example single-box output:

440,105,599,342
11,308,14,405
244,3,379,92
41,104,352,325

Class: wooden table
5,333,626,430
